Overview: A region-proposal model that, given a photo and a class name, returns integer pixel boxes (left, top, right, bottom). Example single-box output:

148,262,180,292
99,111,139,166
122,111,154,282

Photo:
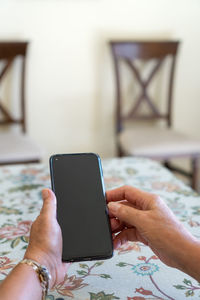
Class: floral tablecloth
0,157,200,300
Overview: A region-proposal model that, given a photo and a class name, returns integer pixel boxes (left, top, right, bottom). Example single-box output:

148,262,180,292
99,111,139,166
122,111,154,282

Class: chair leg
191,157,199,191
163,160,170,169
117,143,123,157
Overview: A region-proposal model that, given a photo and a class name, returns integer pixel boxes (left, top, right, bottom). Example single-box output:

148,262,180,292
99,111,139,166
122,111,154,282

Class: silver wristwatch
20,258,52,300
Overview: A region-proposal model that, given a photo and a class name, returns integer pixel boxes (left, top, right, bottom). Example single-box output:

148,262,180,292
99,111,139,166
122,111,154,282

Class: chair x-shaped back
110,41,179,133
0,42,28,133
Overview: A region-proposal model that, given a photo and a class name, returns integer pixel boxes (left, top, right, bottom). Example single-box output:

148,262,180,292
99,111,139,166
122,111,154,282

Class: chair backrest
110,40,180,134
0,41,28,133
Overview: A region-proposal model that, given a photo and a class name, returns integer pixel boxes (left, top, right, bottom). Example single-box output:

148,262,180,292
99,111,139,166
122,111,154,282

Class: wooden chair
110,40,200,191
0,41,43,165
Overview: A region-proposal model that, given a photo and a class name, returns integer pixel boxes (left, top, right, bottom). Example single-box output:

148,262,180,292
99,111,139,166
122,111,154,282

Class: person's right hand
107,185,200,278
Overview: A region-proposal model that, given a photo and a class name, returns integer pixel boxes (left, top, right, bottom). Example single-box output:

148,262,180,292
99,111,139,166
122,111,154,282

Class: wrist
178,237,200,282
24,247,56,289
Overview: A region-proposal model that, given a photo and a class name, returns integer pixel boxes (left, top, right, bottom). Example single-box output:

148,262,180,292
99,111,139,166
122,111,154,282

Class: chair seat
119,127,200,159
0,131,44,163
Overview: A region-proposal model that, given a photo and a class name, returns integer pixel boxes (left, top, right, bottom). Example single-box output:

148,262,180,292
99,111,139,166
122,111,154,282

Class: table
0,157,200,300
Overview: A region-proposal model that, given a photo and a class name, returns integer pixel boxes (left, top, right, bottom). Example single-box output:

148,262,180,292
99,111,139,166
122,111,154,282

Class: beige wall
0,0,200,162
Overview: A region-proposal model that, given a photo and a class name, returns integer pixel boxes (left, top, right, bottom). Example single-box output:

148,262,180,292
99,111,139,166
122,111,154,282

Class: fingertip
105,188,119,202
42,188,56,201
48,189,56,200
108,202,121,214
42,188,49,200
40,188,57,216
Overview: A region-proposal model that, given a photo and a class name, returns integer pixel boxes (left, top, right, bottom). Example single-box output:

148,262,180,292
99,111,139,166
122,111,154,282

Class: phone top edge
49,152,100,158
49,152,102,164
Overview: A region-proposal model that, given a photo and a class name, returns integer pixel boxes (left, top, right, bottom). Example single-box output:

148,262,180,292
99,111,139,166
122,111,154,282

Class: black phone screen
50,153,113,262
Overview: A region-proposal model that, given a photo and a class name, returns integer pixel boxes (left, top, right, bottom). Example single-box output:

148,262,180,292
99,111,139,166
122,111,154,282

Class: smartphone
49,153,113,262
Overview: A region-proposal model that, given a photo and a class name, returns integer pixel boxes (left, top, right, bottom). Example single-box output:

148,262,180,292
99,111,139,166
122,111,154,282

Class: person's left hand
24,188,69,289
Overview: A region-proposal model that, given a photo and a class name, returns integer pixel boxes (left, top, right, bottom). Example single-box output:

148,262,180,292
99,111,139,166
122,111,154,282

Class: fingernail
42,189,49,199
108,202,121,213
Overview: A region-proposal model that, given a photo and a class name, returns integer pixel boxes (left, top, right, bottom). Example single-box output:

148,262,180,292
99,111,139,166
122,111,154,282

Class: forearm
177,237,200,282
0,263,42,300
0,188,65,300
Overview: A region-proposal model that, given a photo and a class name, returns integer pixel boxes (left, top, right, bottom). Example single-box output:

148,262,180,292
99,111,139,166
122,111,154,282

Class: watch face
40,266,51,282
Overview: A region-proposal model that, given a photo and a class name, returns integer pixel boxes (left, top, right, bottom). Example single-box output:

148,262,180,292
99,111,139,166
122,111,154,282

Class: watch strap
20,258,51,300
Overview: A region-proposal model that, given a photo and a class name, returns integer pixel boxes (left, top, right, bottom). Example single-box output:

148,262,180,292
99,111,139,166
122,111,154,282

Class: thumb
108,202,142,228
40,188,57,218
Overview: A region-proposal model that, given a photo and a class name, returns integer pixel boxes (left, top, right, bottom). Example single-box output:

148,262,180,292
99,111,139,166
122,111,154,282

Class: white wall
0,0,200,163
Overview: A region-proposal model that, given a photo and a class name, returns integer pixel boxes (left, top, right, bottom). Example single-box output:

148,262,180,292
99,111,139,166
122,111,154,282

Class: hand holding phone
49,153,113,262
